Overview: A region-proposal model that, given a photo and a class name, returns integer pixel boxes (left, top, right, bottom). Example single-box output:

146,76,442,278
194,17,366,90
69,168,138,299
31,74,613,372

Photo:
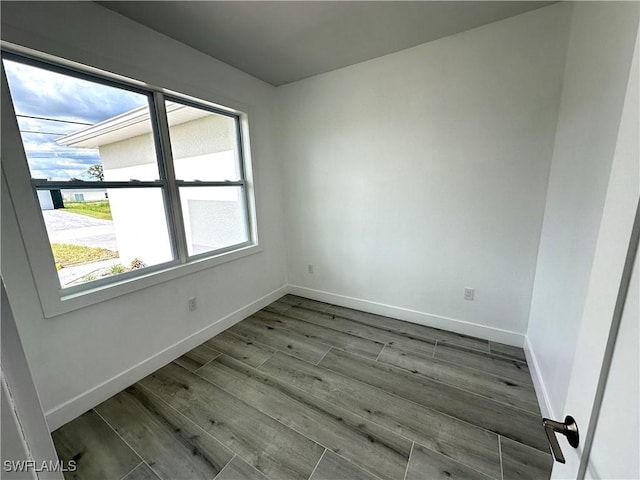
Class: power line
24,149,98,154
16,114,92,126
20,130,67,136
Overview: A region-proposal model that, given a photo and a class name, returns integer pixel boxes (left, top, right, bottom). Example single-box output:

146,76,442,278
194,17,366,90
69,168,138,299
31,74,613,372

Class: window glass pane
166,100,241,181
179,186,249,256
41,188,173,288
3,58,160,182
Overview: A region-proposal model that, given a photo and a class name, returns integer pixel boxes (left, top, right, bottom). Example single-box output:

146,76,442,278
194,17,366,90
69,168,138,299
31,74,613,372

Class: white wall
526,1,640,418
277,4,571,344
1,1,286,429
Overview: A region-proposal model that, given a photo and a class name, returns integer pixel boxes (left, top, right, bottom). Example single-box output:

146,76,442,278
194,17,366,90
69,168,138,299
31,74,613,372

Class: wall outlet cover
188,297,198,312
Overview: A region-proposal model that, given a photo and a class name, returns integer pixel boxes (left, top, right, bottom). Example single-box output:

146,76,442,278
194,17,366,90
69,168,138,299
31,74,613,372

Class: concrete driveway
42,210,117,251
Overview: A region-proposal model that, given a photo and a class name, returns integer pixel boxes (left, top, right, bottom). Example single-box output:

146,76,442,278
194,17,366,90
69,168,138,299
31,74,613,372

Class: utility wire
20,130,67,136
16,114,92,126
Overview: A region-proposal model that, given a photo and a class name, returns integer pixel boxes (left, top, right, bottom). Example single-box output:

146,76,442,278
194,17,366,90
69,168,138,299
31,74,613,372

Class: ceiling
98,1,554,86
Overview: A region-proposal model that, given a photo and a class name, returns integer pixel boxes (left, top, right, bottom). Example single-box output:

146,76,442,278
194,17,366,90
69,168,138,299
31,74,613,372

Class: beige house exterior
59,102,248,264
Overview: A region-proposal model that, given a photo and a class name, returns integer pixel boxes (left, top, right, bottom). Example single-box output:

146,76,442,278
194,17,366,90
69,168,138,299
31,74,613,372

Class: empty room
1,1,638,479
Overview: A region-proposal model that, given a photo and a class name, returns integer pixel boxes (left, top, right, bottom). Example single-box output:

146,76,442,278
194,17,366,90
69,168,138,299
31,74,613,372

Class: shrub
109,263,127,274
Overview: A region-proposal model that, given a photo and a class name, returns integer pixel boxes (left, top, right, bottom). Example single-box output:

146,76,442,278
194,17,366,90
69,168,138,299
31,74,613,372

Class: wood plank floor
52,295,553,480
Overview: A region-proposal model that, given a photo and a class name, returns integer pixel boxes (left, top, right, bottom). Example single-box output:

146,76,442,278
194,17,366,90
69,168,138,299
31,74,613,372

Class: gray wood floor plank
204,330,275,368
95,385,234,480
309,451,380,480
279,295,332,312
122,463,160,480
489,342,527,362
405,443,493,480
259,352,501,479
252,310,385,359
377,344,540,414
263,299,294,315
52,409,141,480
196,354,412,480
230,316,331,364
320,349,548,453
283,306,436,356
174,344,221,372
500,437,553,480
138,362,324,480
434,342,533,385
214,456,271,480
55,298,547,480
323,304,490,352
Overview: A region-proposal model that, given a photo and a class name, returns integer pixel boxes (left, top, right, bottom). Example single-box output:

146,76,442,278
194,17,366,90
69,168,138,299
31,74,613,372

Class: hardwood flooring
52,295,552,480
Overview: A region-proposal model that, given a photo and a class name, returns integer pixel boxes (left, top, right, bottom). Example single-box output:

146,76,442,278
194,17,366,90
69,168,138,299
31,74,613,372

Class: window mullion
152,91,189,264
31,180,165,189
176,180,245,187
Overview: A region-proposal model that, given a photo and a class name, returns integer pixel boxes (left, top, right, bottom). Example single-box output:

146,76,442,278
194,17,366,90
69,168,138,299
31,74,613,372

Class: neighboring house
37,189,106,210
61,189,107,202
58,102,247,265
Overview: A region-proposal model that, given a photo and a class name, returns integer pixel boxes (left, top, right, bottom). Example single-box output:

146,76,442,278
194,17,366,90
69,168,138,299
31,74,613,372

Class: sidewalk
42,209,121,287
42,209,117,251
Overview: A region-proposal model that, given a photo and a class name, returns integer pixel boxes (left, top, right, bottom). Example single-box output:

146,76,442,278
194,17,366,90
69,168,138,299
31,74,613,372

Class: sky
3,59,148,180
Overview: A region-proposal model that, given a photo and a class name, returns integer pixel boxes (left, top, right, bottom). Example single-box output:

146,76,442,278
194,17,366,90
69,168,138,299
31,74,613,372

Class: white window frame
1,46,261,318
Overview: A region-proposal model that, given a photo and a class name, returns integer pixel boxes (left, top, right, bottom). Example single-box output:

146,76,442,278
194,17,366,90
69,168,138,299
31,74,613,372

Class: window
164,99,250,257
1,50,257,311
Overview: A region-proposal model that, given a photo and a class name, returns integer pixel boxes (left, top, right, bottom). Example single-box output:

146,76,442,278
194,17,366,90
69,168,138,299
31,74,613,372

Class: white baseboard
45,285,288,431
287,285,525,347
523,335,554,419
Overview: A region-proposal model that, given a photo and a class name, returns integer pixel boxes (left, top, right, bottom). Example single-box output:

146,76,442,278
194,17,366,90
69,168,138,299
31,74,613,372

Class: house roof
57,101,210,148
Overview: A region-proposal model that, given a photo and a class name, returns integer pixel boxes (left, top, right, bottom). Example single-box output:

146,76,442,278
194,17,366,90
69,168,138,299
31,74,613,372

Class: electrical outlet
464,288,474,301
308,264,314,274
188,297,198,312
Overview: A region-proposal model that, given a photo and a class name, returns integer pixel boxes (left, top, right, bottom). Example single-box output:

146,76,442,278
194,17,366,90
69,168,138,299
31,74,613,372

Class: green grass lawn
63,201,112,220
52,243,118,267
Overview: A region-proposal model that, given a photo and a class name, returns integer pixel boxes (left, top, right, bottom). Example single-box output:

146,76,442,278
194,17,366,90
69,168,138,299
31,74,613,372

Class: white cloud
4,59,147,122
3,58,148,180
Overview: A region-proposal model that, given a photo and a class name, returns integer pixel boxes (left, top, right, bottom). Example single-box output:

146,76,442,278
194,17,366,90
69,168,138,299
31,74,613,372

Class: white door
1,280,63,480
586,242,639,479
549,31,639,480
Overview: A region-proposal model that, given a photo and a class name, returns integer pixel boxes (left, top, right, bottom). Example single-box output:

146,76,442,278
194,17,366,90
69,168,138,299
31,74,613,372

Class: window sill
43,244,262,318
